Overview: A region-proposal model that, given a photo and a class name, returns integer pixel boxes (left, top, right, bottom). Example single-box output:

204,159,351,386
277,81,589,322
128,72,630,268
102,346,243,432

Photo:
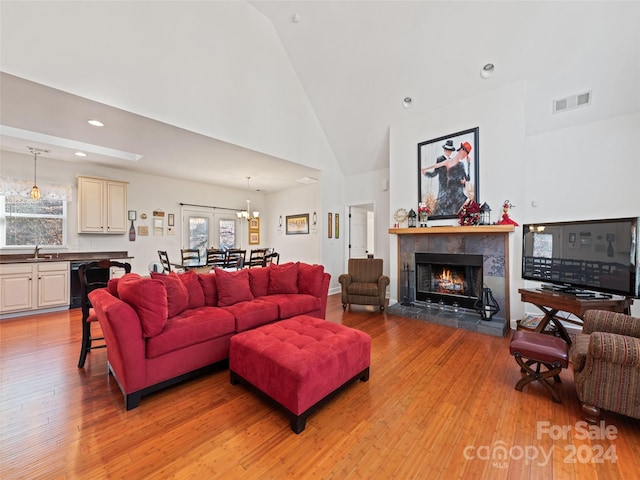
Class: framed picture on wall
328,213,333,238
249,218,259,230
286,214,309,235
418,127,479,220
249,231,260,245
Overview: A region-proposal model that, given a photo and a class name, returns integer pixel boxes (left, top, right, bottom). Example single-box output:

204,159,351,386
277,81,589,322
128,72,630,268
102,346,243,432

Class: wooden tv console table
518,288,633,345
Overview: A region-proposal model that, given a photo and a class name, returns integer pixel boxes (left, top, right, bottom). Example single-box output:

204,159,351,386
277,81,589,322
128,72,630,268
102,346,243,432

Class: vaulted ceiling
1,1,638,192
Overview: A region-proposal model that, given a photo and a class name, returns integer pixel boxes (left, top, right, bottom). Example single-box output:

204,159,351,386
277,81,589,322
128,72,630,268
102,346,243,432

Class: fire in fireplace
415,253,483,309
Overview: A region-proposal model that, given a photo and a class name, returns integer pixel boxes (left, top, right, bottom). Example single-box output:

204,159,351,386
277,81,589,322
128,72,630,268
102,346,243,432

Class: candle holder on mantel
408,209,417,228
479,202,491,225
474,287,500,321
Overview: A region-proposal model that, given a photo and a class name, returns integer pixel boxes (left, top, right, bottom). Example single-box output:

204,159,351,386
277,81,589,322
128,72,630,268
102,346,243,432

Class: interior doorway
346,203,375,259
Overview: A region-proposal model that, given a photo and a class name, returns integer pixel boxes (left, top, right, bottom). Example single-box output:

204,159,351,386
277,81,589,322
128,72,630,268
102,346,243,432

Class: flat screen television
522,217,639,298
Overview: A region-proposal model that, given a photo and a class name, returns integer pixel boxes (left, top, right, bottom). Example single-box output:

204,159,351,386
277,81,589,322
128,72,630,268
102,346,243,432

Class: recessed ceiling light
291,13,301,23
402,97,413,109
480,63,495,79
296,176,318,184
75,151,87,157
87,119,104,127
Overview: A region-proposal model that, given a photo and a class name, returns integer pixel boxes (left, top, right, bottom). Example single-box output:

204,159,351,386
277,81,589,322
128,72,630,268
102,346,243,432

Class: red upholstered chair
338,258,390,312
77,260,131,368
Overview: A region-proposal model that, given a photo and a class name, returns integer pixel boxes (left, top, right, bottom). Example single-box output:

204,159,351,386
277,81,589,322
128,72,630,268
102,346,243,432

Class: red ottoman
229,315,371,433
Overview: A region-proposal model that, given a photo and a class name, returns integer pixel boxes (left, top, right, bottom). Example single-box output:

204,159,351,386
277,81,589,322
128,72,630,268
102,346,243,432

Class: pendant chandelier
236,176,260,220
28,147,48,200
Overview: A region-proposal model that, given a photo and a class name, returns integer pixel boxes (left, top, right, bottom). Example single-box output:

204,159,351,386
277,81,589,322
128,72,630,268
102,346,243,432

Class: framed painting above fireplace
418,127,479,220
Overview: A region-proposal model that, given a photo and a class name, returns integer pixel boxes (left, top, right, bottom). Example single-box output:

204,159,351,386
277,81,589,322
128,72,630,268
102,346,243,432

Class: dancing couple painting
418,127,479,220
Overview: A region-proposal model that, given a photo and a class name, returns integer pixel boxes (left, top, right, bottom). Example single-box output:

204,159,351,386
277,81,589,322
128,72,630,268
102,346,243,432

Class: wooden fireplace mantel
388,225,515,235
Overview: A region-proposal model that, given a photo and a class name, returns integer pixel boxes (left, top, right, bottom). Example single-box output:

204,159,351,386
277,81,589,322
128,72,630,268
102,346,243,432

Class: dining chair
78,259,131,368
225,249,246,269
248,248,268,268
181,248,201,265
158,250,171,273
206,248,227,268
263,251,280,267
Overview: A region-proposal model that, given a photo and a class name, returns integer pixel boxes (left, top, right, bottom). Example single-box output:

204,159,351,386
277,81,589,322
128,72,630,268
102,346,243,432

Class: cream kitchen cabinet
0,262,69,314
77,176,128,234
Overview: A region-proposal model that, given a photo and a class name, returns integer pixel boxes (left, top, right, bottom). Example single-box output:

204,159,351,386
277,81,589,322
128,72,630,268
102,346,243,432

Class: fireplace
415,253,483,309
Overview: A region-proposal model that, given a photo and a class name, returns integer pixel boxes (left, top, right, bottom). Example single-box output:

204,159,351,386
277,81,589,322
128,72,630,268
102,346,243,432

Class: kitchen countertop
0,251,132,264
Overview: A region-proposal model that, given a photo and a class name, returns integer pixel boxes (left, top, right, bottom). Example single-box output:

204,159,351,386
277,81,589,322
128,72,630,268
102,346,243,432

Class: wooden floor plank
1,294,639,479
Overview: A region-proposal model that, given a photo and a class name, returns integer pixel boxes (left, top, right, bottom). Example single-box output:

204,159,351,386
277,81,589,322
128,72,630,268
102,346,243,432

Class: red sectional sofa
88,262,330,410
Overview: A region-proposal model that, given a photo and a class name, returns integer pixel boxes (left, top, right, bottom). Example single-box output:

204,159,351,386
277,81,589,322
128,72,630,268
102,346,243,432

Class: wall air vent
553,90,592,114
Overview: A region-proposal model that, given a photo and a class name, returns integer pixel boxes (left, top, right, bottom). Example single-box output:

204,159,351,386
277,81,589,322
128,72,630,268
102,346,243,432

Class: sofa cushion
262,294,322,319
117,274,168,338
298,263,325,297
107,277,120,297
177,270,206,309
268,262,299,295
198,273,218,307
249,267,270,297
145,306,236,358
222,298,279,332
214,268,254,306
151,272,189,318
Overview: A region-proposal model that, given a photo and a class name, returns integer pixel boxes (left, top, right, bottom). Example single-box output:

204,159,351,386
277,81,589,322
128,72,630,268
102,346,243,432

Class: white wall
265,182,322,266
390,81,526,320
343,167,391,275
390,82,640,320
1,150,266,275
0,1,339,174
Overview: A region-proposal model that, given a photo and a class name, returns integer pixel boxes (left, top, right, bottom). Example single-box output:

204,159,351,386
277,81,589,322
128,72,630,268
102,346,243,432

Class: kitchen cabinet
0,262,69,314
77,176,128,234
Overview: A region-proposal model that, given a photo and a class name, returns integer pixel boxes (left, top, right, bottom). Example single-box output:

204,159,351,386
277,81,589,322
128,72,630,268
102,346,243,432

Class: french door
181,207,238,251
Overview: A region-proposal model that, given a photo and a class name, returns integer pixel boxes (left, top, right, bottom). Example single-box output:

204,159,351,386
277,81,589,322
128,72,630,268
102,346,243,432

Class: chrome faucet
34,245,40,259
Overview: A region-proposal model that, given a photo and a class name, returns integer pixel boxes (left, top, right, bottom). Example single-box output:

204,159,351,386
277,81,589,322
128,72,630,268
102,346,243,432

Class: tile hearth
387,301,507,338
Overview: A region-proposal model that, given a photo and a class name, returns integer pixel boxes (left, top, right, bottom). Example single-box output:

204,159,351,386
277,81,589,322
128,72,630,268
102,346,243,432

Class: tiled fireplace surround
388,226,514,337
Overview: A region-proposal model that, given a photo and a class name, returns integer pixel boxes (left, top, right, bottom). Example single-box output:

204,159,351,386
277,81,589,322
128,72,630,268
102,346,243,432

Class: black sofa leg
125,392,142,410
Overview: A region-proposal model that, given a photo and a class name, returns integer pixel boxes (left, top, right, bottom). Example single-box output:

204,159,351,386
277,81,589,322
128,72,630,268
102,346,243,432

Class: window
1,195,67,247
187,215,209,250
219,219,236,249
182,208,238,251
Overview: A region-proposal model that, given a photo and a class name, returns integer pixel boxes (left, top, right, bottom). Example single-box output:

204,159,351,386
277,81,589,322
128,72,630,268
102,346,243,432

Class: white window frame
0,195,68,249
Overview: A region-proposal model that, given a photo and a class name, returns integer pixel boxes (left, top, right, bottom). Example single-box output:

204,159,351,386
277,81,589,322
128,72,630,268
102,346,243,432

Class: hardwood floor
1,294,639,479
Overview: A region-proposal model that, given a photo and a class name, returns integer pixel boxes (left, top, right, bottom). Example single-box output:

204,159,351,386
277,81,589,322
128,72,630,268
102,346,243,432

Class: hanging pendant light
237,176,259,220
28,147,48,200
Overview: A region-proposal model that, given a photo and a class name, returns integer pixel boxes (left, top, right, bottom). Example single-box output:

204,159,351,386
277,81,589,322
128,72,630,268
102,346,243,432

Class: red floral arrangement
458,200,481,226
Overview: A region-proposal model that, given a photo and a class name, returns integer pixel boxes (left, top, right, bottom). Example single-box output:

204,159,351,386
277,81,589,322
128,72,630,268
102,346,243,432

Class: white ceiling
0,73,320,193
1,1,638,192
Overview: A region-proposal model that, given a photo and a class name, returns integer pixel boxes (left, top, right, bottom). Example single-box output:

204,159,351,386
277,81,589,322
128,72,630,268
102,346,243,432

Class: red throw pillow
198,273,218,306
177,270,205,308
150,272,189,318
268,262,299,295
249,267,270,297
214,268,253,306
117,274,168,337
298,263,325,297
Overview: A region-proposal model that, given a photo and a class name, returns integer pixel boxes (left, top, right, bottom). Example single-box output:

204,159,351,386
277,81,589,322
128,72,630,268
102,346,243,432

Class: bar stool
509,330,569,403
